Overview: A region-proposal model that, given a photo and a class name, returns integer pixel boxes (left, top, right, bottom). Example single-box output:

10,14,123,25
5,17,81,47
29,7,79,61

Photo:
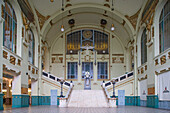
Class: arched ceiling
31,0,143,17
29,0,144,47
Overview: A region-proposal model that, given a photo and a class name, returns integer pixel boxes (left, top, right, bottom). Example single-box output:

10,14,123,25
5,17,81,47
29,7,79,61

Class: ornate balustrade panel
2,47,22,74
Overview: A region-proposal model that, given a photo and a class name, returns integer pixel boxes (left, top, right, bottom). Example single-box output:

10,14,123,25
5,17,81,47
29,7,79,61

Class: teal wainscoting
39,96,50,105
125,96,140,106
0,93,4,110
12,95,29,108
31,96,39,106
147,95,159,108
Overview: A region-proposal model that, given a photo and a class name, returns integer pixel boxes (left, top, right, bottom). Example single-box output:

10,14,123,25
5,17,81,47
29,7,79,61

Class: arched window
28,30,35,65
3,2,17,53
141,28,147,65
159,1,170,53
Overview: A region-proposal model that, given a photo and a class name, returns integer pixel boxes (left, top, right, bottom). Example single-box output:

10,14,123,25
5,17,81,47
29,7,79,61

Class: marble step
68,90,109,107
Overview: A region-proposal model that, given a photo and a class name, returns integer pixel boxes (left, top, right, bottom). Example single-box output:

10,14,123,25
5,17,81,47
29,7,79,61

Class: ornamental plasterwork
35,9,50,29
125,9,141,30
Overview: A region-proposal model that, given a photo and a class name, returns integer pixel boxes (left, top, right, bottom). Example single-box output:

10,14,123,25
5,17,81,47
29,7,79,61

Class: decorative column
31,79,39,106
0,1,4,110
133,36,140,106
12,74,22,108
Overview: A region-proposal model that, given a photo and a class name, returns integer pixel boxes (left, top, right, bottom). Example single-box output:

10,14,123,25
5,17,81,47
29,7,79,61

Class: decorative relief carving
112,57,124,63
141,67,144,74
138,75,147,81
10,55,16,65
168,52,170,59
21,12,29,31
125,9,141,29
155,59,158,66
138,69,140,74
160,55,166,65
142,0,158,23
155,71,158,75
152,27,154,37
112,54,124,63
35,9,50,29
3,50,8,59
51,54,63,63
145,65,147,71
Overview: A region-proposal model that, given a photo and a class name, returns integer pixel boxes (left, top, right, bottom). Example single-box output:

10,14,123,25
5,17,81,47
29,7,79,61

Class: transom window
3,2,17,53
97,62,108,79
159,1,170,53
141,28,147,65
67,62,78,79
67,30,108,54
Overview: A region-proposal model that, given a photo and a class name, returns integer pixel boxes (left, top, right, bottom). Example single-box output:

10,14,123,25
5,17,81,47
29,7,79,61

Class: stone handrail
101,82,117,107
104,71,133,87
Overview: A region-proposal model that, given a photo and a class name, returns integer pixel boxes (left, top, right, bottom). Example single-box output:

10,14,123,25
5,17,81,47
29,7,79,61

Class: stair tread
68,90,109,107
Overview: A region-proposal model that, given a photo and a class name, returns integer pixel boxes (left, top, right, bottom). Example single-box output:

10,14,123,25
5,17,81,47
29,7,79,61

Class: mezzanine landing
0,106,169,113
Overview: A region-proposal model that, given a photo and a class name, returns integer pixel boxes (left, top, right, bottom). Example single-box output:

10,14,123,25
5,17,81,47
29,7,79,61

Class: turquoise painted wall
32,96,51,106
0,93,4,110
12,95,29,108
31,96,39,106
147,95,159,108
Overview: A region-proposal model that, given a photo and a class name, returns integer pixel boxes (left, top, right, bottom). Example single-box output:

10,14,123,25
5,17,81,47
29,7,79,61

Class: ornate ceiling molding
35,9,50,30
125,9,141,30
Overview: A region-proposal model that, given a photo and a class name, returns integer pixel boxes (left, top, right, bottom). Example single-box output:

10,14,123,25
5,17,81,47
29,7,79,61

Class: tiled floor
0,106,170,113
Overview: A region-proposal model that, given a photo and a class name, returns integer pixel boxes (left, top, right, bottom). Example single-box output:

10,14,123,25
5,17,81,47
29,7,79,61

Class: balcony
2,46,22,73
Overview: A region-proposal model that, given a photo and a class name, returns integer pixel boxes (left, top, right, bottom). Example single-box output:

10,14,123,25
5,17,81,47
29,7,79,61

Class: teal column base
31,96,39,106
0,93,4,110
147,95,159,108
134,96,140,106
12,95,29,108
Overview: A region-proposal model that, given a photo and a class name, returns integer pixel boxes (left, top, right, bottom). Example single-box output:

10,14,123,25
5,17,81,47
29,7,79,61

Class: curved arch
136,23,146,67
8,0,23,56
41,4,135,40
50,24,125,55
153,0,168,56
30,23,39,67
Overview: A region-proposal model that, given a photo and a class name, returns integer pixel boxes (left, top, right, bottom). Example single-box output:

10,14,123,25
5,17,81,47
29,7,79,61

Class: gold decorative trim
138,75,147,81
155,59,158,66
65,4,72,8
104,4,110,8
160,55,166,65
112,54,124,56
125,9,141,29
142,0,159,23
35,9,50,29
141,67,144,74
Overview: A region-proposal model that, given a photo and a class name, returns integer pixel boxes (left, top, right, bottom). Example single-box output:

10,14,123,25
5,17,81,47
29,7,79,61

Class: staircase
68,90,109,107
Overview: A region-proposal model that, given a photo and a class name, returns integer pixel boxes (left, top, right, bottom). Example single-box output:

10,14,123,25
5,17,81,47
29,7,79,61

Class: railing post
112,81,116,98
60,79,65,98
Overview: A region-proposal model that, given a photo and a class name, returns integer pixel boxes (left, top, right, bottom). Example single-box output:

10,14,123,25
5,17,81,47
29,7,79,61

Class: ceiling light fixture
61,0,64,32
111,0,115,31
